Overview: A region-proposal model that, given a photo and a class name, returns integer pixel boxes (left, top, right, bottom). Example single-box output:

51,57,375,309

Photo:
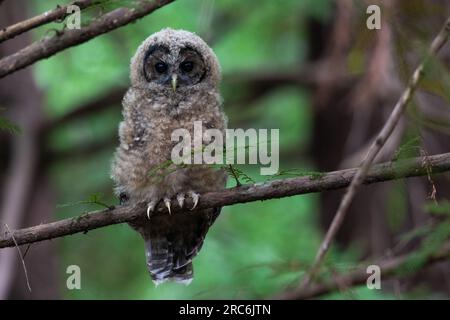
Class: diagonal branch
40,87,126,133
275,241,450,299
0,0,103,43
301,16,450,288
0,0,175,78
1,152,450,249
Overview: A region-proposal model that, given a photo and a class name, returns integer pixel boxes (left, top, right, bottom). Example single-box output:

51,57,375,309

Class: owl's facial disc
143,45,171,84
143,45,207,90
176,47,207,88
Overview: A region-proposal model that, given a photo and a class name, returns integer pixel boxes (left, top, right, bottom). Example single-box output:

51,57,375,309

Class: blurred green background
28,0,394,299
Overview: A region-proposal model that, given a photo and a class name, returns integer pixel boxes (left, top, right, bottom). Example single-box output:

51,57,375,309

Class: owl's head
130,28,221,92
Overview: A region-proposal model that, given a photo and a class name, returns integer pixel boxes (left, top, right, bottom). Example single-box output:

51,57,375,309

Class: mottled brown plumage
111,28,227,285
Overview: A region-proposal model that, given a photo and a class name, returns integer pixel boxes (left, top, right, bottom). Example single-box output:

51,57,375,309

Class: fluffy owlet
111,28,227,285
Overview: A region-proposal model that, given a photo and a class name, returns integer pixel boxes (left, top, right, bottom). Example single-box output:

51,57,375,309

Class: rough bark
1,153,450,249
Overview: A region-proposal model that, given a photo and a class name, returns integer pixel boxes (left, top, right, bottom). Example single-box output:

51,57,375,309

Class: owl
111,28,227,285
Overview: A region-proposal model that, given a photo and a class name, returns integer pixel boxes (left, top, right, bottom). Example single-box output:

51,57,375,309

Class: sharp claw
189,191,199,210
177,194,185,208
146,201,156,220
164,198,171,215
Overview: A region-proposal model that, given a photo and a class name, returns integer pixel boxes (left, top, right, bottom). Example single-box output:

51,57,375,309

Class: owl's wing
178,206,221,263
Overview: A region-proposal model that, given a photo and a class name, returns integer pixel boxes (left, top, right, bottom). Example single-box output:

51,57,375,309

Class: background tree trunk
0,0,59,299
308,0,450,296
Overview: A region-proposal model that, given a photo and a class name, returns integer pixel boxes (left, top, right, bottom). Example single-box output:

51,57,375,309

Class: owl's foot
164,198,172,215
175,191,199,210
146,191,200,219
188,191,199,210
146,198,172,219
177,193,185,208
146,200,157,220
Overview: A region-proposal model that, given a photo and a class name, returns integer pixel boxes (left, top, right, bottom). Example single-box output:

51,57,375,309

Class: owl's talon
146,201,156,220
177,193,185,208
189,191,199,210
164,198,172,215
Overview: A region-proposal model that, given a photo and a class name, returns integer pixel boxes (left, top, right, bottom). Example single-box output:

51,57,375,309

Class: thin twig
0,132,38,298
228,165,242,187
0,0,103,43
22,244,32,260
0,0,175,78
275,241,450,299
329,266,356,299
3,224,31,293
301,16,450,288
0,152,450,249
420,149,438,203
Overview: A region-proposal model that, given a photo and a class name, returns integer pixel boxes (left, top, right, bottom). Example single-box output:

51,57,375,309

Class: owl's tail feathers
170,263,194,285
142,207,220,285
145,238,194,286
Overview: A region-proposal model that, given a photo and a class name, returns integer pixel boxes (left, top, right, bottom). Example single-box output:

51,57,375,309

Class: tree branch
275,241,450,299
1,152,450,249
0,0,103,43
0,0,175,78
40,87,126,133
41,63,352,133
301,16,450,288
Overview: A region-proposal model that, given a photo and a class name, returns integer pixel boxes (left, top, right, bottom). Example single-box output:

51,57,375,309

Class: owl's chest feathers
124,94,222,167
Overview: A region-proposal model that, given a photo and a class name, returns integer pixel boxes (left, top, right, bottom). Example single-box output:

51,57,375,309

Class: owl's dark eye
154,62,168,73
180,61,194,73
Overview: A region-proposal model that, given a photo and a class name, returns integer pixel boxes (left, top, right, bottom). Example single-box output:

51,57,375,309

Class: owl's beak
171,74,177,92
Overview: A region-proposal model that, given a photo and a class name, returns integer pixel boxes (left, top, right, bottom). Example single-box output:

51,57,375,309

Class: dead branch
0,0,175,78
40,87,126,133
3,224,31,293
301,16,450,288
1,152,450,249
40,64,355,135
275,241,450,299
0,0,103,43
0,133,38,297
